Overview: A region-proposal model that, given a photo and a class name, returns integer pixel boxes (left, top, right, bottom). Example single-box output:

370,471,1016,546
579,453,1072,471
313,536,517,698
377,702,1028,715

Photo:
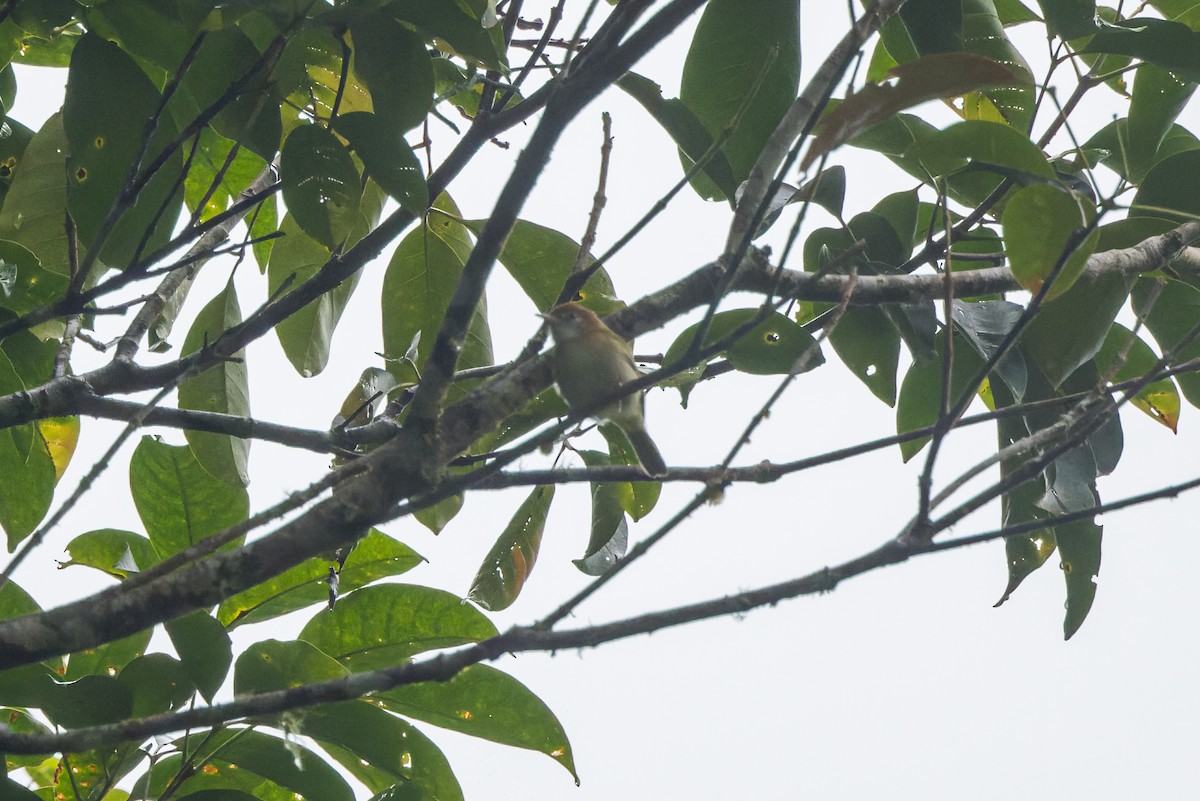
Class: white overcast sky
8,3,1200,800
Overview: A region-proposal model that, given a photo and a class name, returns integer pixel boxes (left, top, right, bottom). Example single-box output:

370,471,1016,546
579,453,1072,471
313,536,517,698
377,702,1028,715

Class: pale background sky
7,3,1200,800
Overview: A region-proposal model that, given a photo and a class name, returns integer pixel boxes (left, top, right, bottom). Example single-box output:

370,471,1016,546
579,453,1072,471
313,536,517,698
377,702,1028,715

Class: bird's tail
626,427,667,477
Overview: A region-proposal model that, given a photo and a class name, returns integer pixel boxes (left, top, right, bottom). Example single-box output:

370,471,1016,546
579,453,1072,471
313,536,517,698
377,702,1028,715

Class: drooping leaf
896,331,987,461
350,12,434,132
129,436,249,558
296,701,463,800
280,123,362,249
164,610,232,704
573,450,628,576
1094,322,1181,430
679,0,800,200
1132,277,1200,408
617,71,740,200
600,423,662,521
1125,63,1196,184
377,663,578,780
334,111,428,214
64,33,184,266
178,278,251,487
829,307,900,406
1057,516,1102,639
468,485,554,611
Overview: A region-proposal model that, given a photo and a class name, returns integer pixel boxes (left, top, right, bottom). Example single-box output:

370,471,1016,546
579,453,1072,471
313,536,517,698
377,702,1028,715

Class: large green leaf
1057,516,1102,639
1085,17,1200,81
298,701,463,800
1132,277,1200,407
280,123,362,248
190,729,355,801
616,72,740,200
129,436,249,558
1095,322,1181,431
895,331,987,461
379,663,577,779
829,307,901,406
117,653,195,717
468,485,554,611
64,628,152,681
467,218,618,313
678,0,800,200
299,583,498,671
165,610,232,704
1130,149,1200,222
1019,269,1131,388
217,529,424,627
388,0,507,71
1125,63,1196,184
573,450,628,576
381,195,493,386
234,638,348,695
64,33,183,266
351,12,433,132
60,528,160,578
178,279,251,487
334,111,428,214
907,119,1055,181
1002,184,1098,300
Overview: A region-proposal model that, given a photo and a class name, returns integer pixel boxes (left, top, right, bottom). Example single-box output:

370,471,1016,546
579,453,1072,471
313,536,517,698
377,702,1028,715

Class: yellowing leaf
36,416,78,482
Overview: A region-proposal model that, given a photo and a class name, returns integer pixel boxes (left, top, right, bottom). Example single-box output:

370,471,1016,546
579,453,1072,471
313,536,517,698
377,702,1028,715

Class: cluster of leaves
5,0,1200,798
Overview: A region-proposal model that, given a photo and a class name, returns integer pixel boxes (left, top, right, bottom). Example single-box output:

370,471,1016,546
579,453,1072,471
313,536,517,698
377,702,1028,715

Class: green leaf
183,127,270,222
1125,64,1196,184
60,528,160,578
1020,269,1132,388
600,423,662,521
64,33,184,266
952,299,1028,401
117,653,195,717
165,610,233,703
388,0,507,71
334,111,428,214
1002,184,1098,299
896,331,987,461
296,702,463,800
377,663,577,780
467,485,554,611
959,0,1036,130
0,416,55,550
43,674,134,728
679,0,800,200
664,309,824,377
805,54,1019,170
351,13,434,132
382,195,493,387
616,72,740,201
179,279,251,486
829,307,900,406
994,474,1057,607
1037,0,1097,38
573,450,628,576
907,119,1056,180
217,529,424,627
280,123,362,249
0,113,71,280
196,729,356,801
299,584,498,672
1131,149,1200,223
899,0,963,53
250,191,278,272
234,638,348,696
1057,516,1102,639
1095,322,1181,431
465,218,619,313
1132,277,1200,407
413,493,464,535
1084,17,1200,81
64,628,152,681
129,435,249,558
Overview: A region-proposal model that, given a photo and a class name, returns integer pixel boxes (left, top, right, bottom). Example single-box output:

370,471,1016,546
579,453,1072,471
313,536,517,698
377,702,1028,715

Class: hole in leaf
75,167,87,182
94,135,105,149
764,331,781,344
866,364,877,376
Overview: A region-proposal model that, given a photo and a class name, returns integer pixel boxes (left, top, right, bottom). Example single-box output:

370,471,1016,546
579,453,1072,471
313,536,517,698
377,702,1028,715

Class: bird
540,302,668,477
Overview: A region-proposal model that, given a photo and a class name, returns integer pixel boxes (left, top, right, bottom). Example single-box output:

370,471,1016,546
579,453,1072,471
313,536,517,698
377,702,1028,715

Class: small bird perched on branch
540,302,667,477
